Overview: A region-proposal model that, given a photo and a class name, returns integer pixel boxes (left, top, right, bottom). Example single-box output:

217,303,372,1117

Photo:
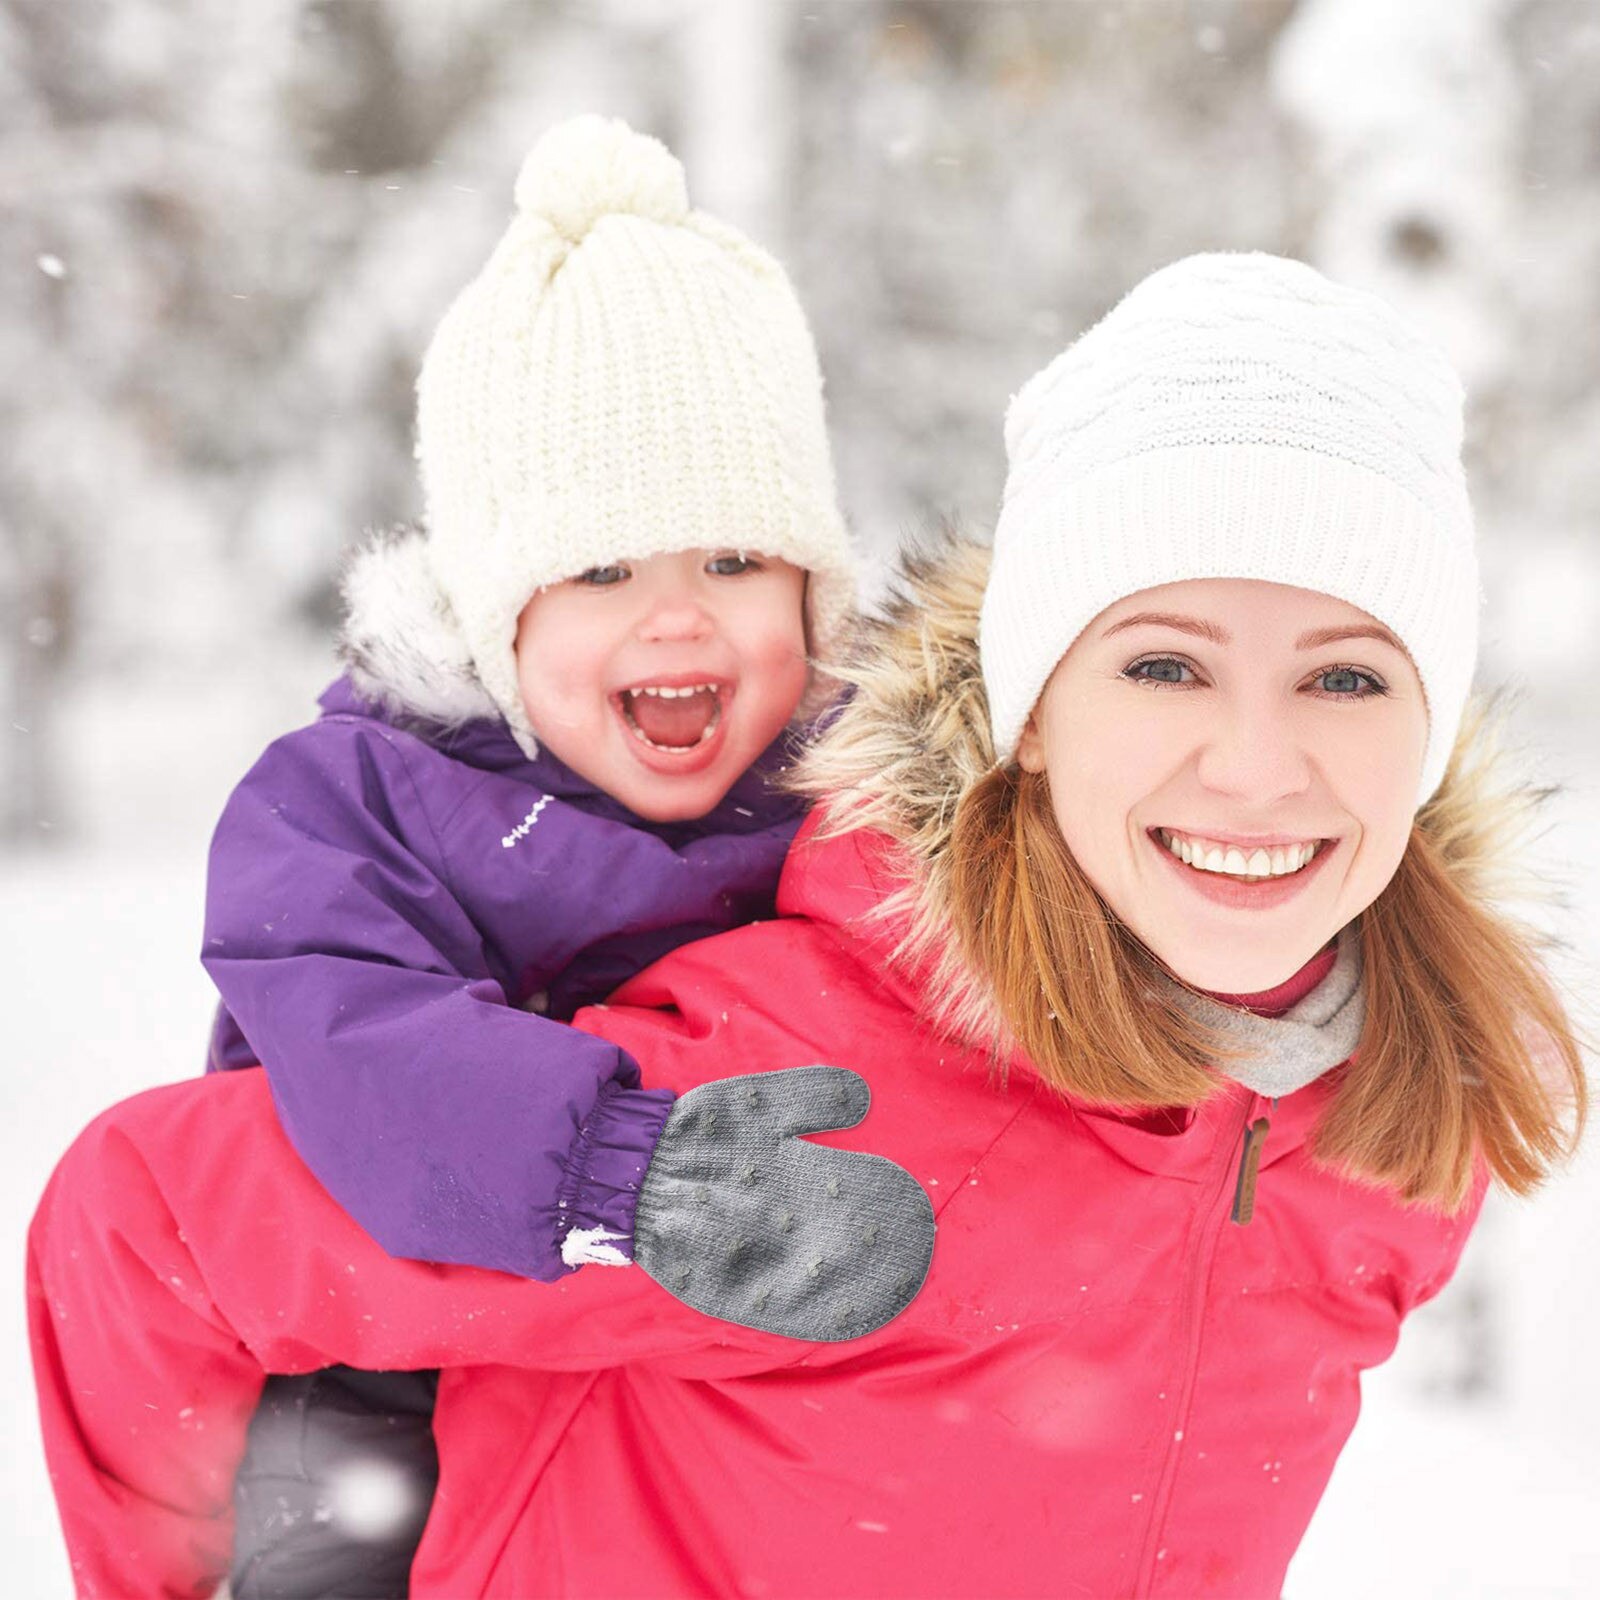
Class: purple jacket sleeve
201,720,675,1280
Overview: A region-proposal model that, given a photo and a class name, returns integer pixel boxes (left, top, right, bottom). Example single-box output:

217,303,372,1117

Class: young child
199,113,863,1593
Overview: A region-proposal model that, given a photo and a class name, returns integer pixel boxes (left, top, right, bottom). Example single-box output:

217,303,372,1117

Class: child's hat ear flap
799,569,815,657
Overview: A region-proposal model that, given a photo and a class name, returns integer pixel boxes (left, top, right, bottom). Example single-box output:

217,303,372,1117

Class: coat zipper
1230,1096,1276,1226
1132,1090,1265,1595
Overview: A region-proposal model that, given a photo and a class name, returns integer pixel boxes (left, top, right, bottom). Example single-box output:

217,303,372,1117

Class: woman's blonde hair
947,688,1591,1211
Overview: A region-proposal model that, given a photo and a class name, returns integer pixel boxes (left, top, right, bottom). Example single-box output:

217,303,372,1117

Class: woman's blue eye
1310,665,1389,698
1127,657,1188,685
1122,657,1389,699
575,565,629,587
1319,667,1372,696
706,552,761,577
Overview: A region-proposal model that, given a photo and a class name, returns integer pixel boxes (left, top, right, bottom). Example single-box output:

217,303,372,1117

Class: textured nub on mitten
513,113,689,242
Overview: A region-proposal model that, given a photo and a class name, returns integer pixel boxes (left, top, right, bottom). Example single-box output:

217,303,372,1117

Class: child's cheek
765,631,812,720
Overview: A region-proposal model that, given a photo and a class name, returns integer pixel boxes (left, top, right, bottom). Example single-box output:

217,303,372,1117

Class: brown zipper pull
1230,1116,1271,1225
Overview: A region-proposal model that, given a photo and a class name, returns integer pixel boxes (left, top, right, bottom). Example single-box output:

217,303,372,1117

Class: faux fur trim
789,532,1009,1051
787,529,1574,1057
336,525,500,727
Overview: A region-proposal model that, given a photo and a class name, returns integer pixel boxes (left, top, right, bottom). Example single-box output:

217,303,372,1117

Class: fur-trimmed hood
788,531,1574,1056
335,525,503,729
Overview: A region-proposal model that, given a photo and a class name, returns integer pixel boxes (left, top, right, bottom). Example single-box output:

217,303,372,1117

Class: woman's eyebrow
1295,622,1407,653
1099,611,1405,653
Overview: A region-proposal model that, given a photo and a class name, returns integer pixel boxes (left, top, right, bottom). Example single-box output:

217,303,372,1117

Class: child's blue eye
575,565,629,587
706,551,762,577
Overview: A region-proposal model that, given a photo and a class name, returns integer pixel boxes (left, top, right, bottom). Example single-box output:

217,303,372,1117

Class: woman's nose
1195,703,1313,800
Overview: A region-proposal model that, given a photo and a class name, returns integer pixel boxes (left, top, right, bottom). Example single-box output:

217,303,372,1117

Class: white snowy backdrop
5,1,1599,1592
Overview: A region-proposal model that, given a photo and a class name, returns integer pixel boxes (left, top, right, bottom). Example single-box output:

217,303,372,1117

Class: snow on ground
6,741,1598,1594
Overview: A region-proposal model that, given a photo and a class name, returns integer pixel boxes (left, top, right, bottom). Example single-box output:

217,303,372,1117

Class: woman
30,253,1587,1597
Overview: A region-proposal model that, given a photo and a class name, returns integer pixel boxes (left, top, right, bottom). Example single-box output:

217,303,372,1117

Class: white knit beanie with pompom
980,252,1481,810
415,114,856,754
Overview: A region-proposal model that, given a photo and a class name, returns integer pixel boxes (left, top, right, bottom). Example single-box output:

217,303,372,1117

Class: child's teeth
631,683,718,699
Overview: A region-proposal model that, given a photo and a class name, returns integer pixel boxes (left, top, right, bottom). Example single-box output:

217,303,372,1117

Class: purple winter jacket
202,671,806,1283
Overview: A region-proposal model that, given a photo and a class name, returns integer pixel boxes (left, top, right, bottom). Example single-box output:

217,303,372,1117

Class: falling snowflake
327,1459,419,1542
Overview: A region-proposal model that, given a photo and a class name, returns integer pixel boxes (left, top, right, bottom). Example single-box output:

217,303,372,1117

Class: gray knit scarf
1152,922,1366,1098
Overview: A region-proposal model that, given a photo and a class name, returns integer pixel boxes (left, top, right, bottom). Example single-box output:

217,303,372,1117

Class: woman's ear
1015,709,1046,773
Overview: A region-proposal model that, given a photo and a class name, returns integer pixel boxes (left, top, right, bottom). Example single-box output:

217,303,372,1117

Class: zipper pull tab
1230,1115,1271,1226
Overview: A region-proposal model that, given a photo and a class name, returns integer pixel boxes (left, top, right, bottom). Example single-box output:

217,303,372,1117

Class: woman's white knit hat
980,251,1480,809
415,114,855,751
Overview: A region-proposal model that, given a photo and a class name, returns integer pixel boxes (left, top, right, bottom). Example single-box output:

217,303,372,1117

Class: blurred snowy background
5,0,1599,1592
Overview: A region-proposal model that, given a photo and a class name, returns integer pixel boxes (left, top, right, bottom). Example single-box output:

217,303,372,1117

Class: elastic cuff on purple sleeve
554,1082,676,1267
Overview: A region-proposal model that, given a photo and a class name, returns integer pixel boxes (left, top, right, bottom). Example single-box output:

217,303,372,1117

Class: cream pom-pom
513,114,689,243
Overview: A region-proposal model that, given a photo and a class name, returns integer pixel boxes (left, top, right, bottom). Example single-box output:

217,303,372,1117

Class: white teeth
1160,829,1321,880
624,716,718,751
630,727,711,751
627,683,718,699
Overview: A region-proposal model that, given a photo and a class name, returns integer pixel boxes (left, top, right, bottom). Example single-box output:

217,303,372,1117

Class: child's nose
637,593,715,642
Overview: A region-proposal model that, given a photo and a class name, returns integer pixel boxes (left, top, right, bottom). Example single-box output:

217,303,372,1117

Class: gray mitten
633,1066,934,1342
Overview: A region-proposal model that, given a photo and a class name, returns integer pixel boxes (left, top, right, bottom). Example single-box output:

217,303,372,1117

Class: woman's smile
1145,824,1340,910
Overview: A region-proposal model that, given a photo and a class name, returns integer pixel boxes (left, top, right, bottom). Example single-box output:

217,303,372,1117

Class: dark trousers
231,1367,440,1599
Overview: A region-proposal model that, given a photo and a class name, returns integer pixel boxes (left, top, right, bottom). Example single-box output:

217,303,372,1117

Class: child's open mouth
617,683,725,752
